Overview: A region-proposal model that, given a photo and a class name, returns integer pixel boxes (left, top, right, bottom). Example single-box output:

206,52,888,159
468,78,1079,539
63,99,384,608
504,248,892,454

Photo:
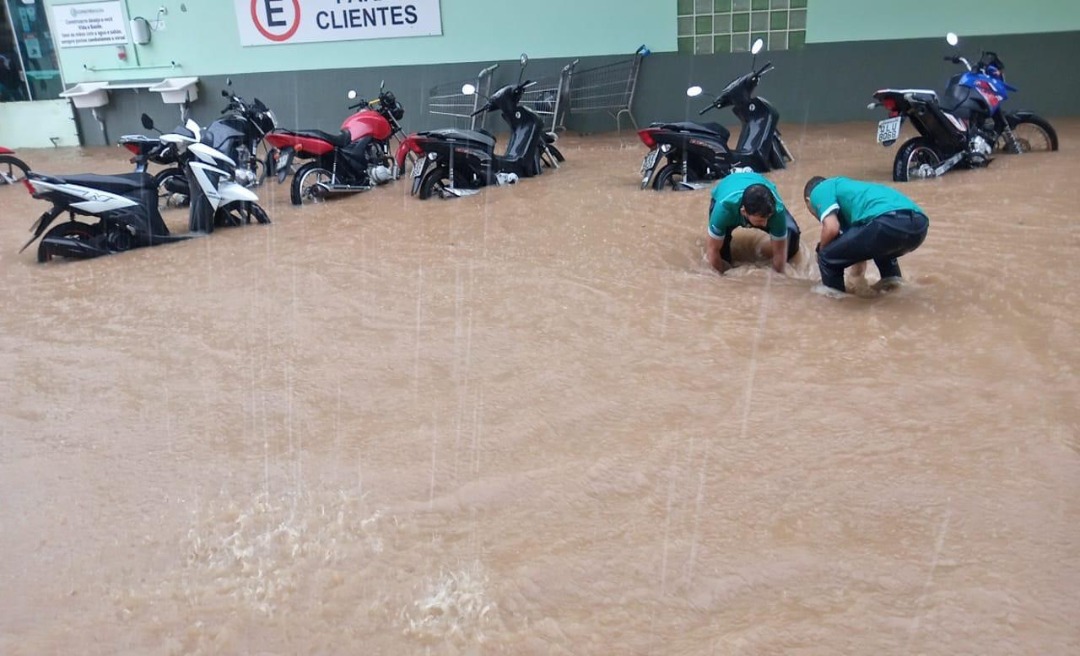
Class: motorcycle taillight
638,129,657,149
123,143,141,155
881,97,898,113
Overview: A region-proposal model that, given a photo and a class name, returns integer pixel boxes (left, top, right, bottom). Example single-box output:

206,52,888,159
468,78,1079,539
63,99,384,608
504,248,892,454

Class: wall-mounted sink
58,82,110,108
149,77,199,104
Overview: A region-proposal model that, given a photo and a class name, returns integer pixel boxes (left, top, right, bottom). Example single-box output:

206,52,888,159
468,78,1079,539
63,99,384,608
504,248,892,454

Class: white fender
217,181,259,204
190,142,236,168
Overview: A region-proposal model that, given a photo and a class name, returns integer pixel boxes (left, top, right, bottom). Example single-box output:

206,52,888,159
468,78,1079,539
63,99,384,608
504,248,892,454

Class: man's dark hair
741,184,776,218
804,176,826,201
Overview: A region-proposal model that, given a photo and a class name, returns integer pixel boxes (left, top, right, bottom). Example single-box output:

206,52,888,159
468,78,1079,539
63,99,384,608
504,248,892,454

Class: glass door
2,0,61,102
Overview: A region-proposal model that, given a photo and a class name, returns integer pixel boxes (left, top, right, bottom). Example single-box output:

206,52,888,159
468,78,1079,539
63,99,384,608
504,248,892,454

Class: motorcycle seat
653,120,728,137
118,134,161,144
292,129,352,148
42,172,157,194
419,128,496,150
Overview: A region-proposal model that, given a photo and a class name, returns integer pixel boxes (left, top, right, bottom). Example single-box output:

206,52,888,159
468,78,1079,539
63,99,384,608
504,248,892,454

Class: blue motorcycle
941,33,1058,156
870,33,1057,181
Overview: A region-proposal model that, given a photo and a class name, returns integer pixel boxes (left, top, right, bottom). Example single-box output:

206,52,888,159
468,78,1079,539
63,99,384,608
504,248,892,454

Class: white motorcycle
158,117,271,232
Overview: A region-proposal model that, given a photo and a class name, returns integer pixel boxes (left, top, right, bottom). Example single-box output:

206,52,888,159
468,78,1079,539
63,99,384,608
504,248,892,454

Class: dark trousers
721,209,801,264
818,210,929,291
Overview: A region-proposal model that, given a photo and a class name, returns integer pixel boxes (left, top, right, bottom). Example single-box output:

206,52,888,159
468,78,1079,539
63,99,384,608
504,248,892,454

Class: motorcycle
116,125,186,208
264,82,406,205
205,81,279,188
397,54,562,200
939,33,1058,156
870,32,1058,182
19,118,269,263
0,146,30,185
637,38,792,191
128,83,277,207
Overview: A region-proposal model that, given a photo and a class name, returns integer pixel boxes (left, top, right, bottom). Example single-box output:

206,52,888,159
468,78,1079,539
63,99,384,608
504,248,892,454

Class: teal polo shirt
808,177,925,229
708,172,788,241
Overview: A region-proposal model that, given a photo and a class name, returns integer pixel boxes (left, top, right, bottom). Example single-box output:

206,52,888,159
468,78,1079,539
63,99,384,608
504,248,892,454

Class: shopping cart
519,60,576,133
426,64,499,131
565,45,649,133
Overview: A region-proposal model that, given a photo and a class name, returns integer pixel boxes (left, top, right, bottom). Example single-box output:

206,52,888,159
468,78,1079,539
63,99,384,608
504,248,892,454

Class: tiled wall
677,0,808,54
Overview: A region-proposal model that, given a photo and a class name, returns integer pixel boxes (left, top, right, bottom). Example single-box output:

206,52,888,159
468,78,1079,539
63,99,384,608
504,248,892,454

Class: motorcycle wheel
37,221,99,263
541,144,564,170
250,158,268,187
152,167,187,209
418,166,451,200
652,163,700,191
998,116,1059,154
215,202,271,228
0,154,30,185
893,137,942,182
291,162,333,206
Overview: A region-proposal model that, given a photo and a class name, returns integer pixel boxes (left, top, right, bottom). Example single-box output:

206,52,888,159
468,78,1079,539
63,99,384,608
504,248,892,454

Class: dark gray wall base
75,31,1079,147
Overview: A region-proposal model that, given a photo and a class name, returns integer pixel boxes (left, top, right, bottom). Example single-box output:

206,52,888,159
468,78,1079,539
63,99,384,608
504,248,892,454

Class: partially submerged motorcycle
264,82,406,205
116,124,185,208
20,117,269,263
130,81,278,207
397,54,562,200
0,146,30,185
637,38,792,191
870,32,1057,182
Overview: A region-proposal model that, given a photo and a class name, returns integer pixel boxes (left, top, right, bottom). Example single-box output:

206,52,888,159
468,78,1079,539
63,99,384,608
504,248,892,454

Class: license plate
877,116,902,144
411,158,425,178
641,148,659,174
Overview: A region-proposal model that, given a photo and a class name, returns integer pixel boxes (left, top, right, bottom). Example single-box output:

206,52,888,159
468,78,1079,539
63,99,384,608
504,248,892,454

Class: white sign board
51,1,128,48
234,0,442,46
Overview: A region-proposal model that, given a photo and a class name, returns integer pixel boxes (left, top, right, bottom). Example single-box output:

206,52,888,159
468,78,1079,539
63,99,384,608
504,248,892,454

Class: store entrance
2,0,62,102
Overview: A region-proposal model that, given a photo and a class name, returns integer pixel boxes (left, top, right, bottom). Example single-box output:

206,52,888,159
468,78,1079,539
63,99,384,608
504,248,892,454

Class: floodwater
1,120,1078,655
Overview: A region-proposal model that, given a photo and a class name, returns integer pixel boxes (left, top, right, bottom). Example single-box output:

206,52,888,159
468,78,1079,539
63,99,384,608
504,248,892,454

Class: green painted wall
46,0,676,84
0,99,79,147
807,0,1080,43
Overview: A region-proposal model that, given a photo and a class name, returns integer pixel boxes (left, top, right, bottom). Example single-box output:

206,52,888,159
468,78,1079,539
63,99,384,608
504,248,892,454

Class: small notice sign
52,1,128,48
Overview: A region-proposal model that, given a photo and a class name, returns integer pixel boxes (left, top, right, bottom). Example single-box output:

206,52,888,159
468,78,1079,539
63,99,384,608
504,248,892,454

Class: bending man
804,176,929,294
705,171,801,275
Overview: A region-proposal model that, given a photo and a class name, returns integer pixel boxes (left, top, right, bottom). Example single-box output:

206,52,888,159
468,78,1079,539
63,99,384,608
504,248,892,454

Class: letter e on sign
250,0,300,42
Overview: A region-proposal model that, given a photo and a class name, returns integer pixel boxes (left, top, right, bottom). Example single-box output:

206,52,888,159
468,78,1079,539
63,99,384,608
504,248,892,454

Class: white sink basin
58,82,110,109
149,77,199,104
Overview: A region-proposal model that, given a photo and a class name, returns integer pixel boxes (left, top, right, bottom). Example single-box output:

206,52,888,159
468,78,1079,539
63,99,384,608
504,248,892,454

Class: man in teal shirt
705,171,801,275
804,176,929,293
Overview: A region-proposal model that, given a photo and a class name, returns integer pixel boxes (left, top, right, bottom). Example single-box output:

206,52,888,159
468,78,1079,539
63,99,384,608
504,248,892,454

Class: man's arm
818,213,841,250
770,236,788,273
706,234,731,274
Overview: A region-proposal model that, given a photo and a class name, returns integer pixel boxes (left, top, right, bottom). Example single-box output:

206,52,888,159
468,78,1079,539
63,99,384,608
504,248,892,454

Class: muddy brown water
1,120,1078,655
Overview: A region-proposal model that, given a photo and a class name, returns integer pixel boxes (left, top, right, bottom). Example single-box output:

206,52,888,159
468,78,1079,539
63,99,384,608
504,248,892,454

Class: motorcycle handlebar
756,62,774,76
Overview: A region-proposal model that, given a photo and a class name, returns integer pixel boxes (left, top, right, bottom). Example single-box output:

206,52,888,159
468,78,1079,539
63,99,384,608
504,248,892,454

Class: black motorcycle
398,54,561,200
116,128,186,208
19,169,191,262
134,81,278,205
205,81,278,188
638,38,792,191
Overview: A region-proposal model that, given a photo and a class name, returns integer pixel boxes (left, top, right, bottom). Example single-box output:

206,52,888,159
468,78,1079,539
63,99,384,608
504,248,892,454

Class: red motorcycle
0,146,30,186
265,83,406,205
